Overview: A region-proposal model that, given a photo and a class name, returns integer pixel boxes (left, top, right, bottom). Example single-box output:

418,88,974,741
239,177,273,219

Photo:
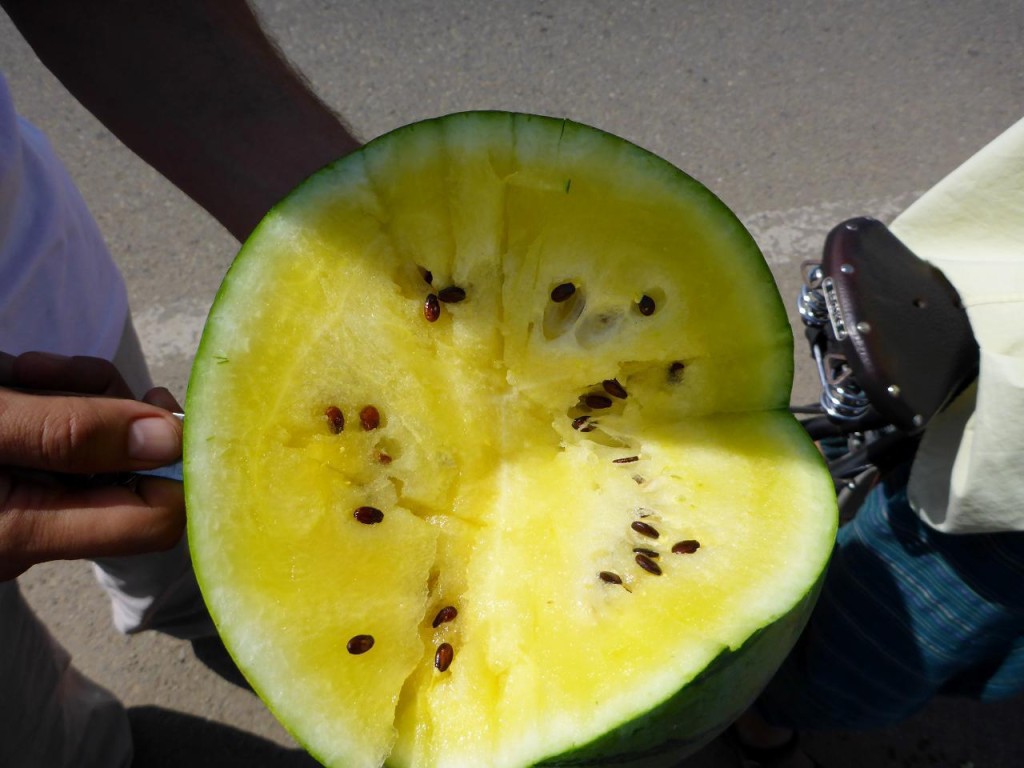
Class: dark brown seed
672,539,701,555
599,571,623,585
602,378,628,399
377,452,393,464
633,547,660,559
354,506,384,524
613,456,639,464
584,394,613,410
550,282,576,303
668,361,686,382
347,634,374,654
571,415,591,431
325,406,345,434
434,642,454,672
635,553,663,575
638,295,656,316
424,293,441,322
359,405,381,431
421,267,434,285
432,605,458,628
579,423,597,433
631,520,660,539
437,286,467,303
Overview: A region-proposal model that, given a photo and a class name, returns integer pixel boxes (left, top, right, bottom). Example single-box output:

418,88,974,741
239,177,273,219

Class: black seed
613,456,639,464
359,405,381,431
325,406,345,434
584,394,613,410
633,547,660,559
420,267,434,285
435,642,454,672
424,293,441,322
354,506,384,524
668,361,686,382
672,539,701,555
635,553,663,575
432,605,458,628
631,520,660,539
602,378,628,399
572,415,591,430
599,571,623,585
347,634,374,654
550,282,576,303
438,286,467,303
638,295,656,316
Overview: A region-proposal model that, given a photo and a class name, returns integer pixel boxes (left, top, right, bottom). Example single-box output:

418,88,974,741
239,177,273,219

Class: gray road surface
3,1,1023,766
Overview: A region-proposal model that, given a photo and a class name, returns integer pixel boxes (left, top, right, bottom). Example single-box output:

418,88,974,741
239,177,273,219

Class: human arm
1,0,361,241
0,352,184,581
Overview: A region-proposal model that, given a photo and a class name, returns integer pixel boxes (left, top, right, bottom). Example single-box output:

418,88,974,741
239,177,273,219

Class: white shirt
0,72,127,358
893,116,1024,533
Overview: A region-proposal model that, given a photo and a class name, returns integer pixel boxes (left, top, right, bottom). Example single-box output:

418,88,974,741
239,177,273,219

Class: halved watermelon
185,111,837,768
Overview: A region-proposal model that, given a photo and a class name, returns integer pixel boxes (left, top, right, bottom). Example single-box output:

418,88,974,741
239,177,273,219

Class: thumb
0,387,182,474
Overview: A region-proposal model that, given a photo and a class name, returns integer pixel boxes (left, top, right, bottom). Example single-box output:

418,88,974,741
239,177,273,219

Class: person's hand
0,351,185,581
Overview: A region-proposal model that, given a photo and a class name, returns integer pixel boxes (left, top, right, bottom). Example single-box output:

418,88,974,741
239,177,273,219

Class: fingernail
128,417,181,462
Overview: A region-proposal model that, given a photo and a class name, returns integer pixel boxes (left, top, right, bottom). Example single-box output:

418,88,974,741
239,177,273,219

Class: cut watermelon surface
185,112,837,768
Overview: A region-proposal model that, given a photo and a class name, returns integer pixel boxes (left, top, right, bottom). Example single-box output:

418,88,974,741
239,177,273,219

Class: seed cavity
602,378,628,399
550,282,576,303
325,406,345,434
632,475,645,485
599,571,623,585
359,405,381,431
435,642,454,672
668,361,686,383
584,394,613,410
631,520,660,539
635,553,663,575
633,547,659,559
377,452,393,464
347,634,374,654
613,456,639,464
354,506,384,525
438,286,466,303
432,605,458,628
424,293,441,322
672,539,701,554
543,282,586,339
419,267,434,285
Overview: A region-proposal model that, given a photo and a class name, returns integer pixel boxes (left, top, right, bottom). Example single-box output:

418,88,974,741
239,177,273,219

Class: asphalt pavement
3,2,1023,766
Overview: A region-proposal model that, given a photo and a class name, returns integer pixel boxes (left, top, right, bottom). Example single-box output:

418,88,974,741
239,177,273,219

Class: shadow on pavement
129,706,320,767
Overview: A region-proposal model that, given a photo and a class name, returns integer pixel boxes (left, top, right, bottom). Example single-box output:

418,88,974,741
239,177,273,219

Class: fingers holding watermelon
0,356,185,581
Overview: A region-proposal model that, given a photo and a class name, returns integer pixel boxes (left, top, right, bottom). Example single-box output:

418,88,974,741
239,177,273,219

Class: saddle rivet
840,263,855,274
887,385,901,397
855,321,871,334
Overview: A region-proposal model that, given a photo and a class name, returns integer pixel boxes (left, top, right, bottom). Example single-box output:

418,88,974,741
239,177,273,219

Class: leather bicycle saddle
798,217,979,433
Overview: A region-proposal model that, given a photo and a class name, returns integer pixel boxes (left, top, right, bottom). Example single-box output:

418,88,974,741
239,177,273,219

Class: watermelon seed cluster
419,266,466,322
598,519,703,586
430,605,459,673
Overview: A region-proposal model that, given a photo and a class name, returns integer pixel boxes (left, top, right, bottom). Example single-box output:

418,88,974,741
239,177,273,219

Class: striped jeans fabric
756,466,1024,729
